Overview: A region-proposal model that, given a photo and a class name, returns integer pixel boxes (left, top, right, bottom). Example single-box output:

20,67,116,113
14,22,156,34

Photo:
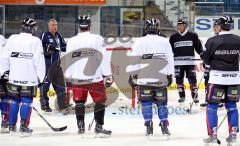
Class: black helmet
145,18,160,34
145,18,160,27
177,19,187,25
216,16,233,30
78,15,91,28
22,18,37,33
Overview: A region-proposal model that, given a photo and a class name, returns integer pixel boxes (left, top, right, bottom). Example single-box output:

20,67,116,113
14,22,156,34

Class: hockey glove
47,43,59,54
128,75,138,88
0,71,9,84
37,83,43,88
103,75,113,88
167,74,172,87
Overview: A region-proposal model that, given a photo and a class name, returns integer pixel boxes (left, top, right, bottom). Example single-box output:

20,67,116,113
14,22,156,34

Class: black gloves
45,43,60,56
167,74,172,87
37,83,43,88
0,71,9,84
103,75,113,88
128,75,138,88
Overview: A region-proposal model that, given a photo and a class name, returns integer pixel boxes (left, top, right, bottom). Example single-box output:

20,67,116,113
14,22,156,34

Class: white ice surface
0,90,239,146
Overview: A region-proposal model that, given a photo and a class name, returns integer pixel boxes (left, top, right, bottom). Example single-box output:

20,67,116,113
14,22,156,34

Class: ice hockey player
0,18,46,136
128,18,174,136
169,19,203,103
40,19,72,113
203,16,240,144
66,15,113,137
0,36,10,133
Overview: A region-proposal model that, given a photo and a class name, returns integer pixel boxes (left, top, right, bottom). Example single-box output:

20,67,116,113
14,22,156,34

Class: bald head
48,19,58,34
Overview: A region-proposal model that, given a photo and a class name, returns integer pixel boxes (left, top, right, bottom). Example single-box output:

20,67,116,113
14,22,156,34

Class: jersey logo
11,52,33,59
142,54,153,59
11,52,20,57
174,41,193,48
72,50,96,58
142,53,166,59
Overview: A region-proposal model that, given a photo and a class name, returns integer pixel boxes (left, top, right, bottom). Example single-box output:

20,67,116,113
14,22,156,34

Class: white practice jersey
0,33,46,86
65,32,111,83
129,34,174,85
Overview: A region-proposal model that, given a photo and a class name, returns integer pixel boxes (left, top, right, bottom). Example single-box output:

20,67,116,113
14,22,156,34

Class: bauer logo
11,52,33,59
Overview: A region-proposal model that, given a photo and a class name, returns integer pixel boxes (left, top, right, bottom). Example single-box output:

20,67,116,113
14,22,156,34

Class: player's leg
19,86,37,136
9,96,20,133
186,65,198,103
51,65,72,112
225,85,239,143
40,76,52,112
154,88,170,135
175,66,185,103
0,96,10,133
19,96,33,136
72,84,88,134
90,81,111,136
137,86,154,136
204,84,223,143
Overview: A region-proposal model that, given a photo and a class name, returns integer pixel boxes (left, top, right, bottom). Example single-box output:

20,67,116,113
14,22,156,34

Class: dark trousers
40,62,67,110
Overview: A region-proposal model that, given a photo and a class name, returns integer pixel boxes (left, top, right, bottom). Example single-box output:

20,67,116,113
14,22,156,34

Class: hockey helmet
78,15,91,28
22,18,38,33
145,18,160,34
177,19,187,26
216,16,233,30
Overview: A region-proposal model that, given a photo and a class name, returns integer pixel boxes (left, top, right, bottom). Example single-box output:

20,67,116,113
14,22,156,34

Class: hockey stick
215,113,228,145
88,117,95,131
186,73,204,113
32,106,67,132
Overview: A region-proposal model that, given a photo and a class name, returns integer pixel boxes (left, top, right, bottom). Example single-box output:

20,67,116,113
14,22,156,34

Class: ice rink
0,89,239,146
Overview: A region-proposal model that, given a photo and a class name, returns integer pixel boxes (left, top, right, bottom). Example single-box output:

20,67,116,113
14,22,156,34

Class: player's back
132,34,170,55
66,32,106,82
5,32,44,86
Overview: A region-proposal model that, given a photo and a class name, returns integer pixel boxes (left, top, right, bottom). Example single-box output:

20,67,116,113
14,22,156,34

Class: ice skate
1,120,9,134
94,123,112,138
145,121,153,137
78,120,85,134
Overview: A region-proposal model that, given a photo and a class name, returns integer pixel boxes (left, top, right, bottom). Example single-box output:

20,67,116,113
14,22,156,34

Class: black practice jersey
169,31,202,58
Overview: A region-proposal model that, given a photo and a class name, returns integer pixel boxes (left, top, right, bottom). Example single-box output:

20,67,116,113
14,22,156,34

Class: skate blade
9,131,18,136
204,143,219,146
146,134,153,140
227,141,237,146
20,132,32,137
94,133,111,138
1,128,10,134
162,134,170,140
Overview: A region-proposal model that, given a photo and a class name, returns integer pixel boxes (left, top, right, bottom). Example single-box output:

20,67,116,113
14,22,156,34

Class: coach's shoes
41,105,52,112
193,98,199,104
178,97,185,103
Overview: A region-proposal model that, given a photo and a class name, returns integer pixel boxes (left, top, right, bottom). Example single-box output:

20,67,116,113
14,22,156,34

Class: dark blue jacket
41,31,66,69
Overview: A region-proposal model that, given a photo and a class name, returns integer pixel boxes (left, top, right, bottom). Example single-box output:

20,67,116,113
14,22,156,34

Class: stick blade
52,126,67,132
